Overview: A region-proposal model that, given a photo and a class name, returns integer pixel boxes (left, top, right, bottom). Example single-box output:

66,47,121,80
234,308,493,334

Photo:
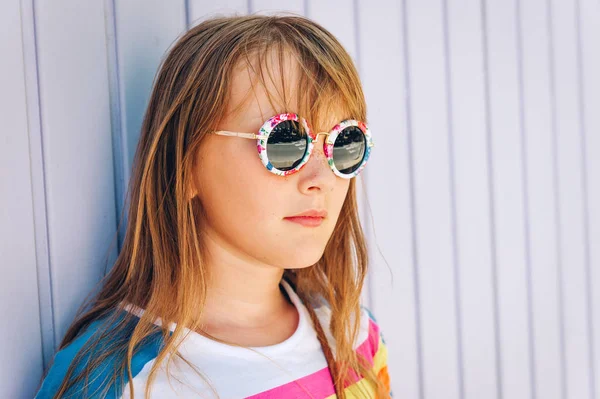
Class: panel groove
574,0,597,397
184,0,191,29
103,0,127,267
400,0,424,397
351,0,373,310
514,0,539,397
21,0,56,369
440,0,467,397
545,0,568,397
479,1,505,398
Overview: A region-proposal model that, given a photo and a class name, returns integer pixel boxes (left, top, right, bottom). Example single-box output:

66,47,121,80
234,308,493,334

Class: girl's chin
274,251,324,270
282,262,318,271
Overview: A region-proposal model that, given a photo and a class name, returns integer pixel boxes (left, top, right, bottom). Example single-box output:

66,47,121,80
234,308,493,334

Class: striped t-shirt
35,279,392,398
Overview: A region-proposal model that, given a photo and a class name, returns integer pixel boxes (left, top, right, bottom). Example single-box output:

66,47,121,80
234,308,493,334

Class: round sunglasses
210,112,374,179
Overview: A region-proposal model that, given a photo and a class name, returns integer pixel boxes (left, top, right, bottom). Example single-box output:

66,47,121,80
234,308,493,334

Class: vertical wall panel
113,0,187,192
306,1,357,61
550,0,595,397
357,1,420,398
188,0,248,25
484,0,533,397
404,1,461,398
21,0,55,375
0,2,43,398
2,1,600,398
250,0,305,15
106,1,187,249
579,0,600,394
33,0,119,349
446,0,498,397
520,0,563,397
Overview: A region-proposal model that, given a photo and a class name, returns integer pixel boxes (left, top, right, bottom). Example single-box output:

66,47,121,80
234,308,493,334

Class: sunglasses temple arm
212,130,268,140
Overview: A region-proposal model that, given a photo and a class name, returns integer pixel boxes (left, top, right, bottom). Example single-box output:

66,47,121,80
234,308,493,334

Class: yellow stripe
323,377,377,399
373,336,388,374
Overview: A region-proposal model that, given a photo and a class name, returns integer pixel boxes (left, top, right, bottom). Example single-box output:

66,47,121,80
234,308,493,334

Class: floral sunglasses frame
210,112,374,179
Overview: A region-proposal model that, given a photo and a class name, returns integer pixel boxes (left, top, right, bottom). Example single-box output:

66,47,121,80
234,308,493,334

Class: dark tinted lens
266,120,308,171
333,126,366,174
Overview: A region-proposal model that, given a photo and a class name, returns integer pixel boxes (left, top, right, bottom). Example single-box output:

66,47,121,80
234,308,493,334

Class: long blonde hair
43,14,387,398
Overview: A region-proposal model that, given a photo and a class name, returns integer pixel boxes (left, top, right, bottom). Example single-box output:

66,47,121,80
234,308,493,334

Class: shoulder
34,310,163,399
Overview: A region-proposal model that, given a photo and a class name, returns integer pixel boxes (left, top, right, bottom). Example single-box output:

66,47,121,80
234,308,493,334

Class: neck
197,230,294,331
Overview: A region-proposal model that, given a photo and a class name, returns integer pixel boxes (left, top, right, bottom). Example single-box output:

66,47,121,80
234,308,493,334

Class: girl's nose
295,130,336,191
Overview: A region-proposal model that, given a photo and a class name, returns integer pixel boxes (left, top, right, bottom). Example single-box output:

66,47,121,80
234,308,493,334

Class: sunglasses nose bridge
309,132,333,168
313,131,331,144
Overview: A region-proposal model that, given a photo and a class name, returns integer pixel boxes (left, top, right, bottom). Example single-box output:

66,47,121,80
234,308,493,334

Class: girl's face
192,52,351,270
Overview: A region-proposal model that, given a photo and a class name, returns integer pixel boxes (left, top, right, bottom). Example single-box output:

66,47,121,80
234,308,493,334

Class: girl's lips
283,216,324,227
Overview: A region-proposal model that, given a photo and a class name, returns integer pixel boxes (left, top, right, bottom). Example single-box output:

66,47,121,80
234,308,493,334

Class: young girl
35,14,391,399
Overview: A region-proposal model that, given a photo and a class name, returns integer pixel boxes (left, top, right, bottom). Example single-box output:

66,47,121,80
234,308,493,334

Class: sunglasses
210,112,374,179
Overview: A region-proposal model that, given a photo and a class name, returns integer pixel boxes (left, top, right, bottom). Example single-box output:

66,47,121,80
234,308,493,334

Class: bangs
233,24,366,130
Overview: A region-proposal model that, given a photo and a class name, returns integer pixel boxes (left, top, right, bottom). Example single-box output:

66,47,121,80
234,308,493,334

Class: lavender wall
1,0,599,398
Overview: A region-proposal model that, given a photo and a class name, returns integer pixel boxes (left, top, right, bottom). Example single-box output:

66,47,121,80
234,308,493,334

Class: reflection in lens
333,126,366,174
266,120,308,171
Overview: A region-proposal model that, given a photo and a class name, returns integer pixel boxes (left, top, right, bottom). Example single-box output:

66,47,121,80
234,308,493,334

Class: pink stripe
361,318,381,361
245,319,381,398
245,366,336,398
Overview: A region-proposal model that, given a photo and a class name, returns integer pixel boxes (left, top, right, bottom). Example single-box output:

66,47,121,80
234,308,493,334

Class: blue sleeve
34,317,163,399
34,319,115,398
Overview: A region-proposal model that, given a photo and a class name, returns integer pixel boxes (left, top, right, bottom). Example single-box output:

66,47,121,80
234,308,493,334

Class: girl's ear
188,182,198,200
188,149,200,200
187,172,198,200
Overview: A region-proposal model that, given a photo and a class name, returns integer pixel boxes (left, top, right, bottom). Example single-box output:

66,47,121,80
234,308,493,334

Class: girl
35,14,391,399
